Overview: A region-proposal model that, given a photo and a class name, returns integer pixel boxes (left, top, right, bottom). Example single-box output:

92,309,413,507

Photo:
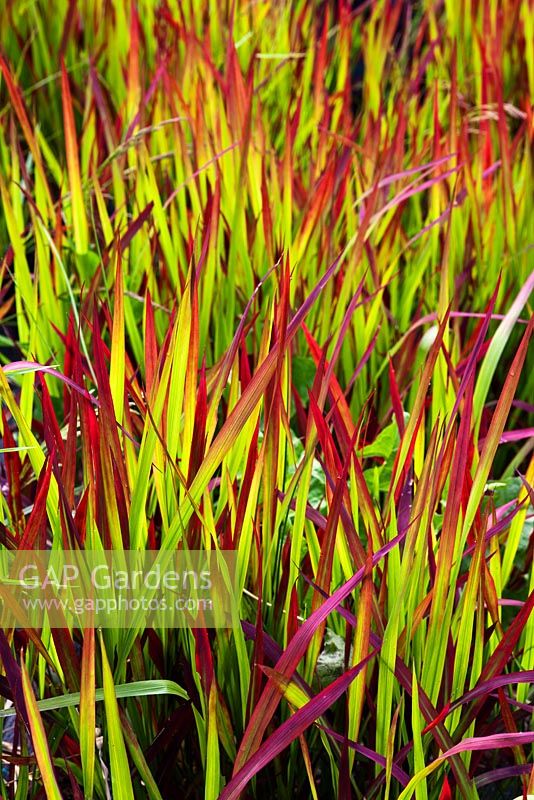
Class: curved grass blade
0,679,188,718
21,657,62,800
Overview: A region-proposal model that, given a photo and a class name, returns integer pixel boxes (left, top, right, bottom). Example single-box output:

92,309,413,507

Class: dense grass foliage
0,0,533,798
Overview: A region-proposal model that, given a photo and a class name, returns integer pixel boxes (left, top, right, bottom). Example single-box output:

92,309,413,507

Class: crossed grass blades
0,0,533,798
